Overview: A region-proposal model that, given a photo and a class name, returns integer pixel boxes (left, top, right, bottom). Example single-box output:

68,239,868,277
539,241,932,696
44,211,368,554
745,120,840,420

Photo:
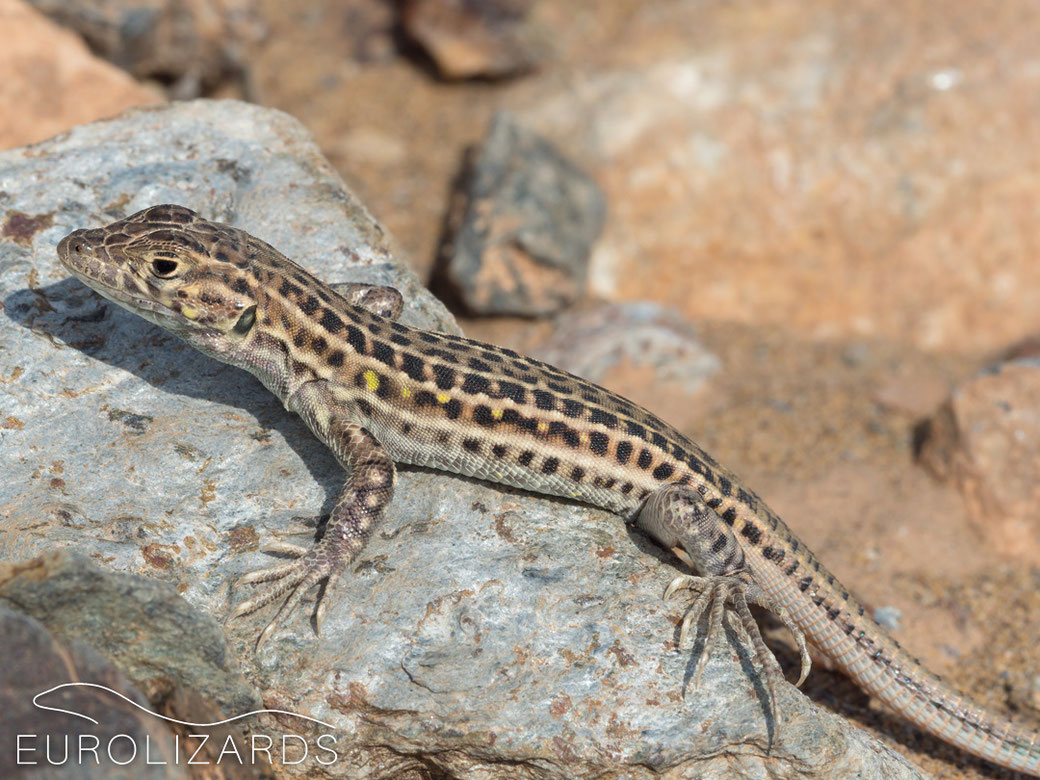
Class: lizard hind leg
638,484,811,712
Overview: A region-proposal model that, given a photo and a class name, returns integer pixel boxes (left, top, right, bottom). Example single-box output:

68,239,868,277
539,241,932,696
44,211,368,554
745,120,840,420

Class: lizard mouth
57,228,174,325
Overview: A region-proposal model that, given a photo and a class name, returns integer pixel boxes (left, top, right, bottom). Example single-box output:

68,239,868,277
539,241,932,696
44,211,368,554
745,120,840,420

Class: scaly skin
57,205,1039,775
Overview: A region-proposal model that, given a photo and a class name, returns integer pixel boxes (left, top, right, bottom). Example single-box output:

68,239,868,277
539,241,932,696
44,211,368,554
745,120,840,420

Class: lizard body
57,205,1040,775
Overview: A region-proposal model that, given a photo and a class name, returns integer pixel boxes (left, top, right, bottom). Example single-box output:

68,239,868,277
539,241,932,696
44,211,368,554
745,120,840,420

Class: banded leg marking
231,379,396,648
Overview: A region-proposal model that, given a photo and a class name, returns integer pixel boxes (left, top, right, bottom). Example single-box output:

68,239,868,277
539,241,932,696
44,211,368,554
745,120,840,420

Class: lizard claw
664,572,810,722
230,542,341,649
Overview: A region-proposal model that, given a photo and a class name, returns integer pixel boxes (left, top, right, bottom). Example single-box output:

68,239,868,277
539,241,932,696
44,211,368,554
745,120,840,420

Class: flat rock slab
0,100,923,778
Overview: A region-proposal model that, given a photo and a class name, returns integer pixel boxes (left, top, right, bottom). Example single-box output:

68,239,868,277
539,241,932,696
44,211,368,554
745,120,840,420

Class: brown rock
916,359,1040,558
0,604,189,779
401,0,546,79
27,0,266,98
0,0,160,150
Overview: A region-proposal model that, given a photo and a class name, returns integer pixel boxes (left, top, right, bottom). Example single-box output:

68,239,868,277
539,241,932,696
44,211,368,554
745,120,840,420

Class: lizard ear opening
232,304,257,336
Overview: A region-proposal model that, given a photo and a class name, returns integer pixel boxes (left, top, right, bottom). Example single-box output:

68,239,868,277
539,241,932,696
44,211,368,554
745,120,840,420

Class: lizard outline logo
17,682,340,769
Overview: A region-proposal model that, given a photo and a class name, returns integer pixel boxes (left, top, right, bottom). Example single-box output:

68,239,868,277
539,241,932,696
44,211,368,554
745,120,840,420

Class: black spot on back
321,309,344,334
496,381,527,405
651,463,675,481
589,408,619,429
371,340,396,368
433,364,456,391
548,421,579,448
561,399,584,418
588,431,609,456
462,374,491,395
423,347,455,362
401,353,426,382
533,390,556,411
345,324,366,353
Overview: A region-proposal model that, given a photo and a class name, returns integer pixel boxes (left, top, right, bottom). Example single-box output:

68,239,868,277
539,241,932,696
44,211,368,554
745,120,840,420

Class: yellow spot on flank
181,306,199,320
437,393,451,404
364,370,380,391
400,386,412,399
537,421,549,433
491,409,504,420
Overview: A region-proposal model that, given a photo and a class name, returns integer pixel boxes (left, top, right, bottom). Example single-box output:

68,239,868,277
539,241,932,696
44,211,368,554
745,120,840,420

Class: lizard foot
230,540,344,649
664,573,811,714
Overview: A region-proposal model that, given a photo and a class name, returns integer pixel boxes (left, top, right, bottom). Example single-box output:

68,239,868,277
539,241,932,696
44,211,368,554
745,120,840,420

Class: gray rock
441,111,606,316
0,100,924,778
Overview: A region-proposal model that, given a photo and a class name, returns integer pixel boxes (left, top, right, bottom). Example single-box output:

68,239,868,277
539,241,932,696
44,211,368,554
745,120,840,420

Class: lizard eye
151,258,179,278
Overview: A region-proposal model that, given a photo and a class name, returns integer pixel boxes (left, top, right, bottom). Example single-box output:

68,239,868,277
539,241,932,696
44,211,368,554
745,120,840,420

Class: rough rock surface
0,100,922,777
0,0,160,150
916,358,1040,559
442,111,606,316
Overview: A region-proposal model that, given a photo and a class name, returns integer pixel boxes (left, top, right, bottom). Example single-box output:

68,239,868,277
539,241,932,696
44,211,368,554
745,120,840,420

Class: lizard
56,204,1040,775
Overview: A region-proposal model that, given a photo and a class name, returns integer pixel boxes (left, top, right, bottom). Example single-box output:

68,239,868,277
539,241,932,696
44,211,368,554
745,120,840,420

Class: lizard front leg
231,378,396,648
636,485,811,712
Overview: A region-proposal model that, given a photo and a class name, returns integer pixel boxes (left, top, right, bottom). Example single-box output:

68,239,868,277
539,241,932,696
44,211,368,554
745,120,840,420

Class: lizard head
58,205,261,353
